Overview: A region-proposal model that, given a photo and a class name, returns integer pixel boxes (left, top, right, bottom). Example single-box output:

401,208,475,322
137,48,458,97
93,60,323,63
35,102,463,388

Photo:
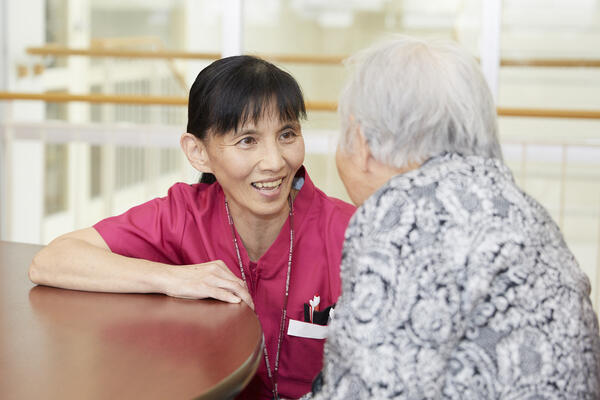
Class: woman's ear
180,133,213,173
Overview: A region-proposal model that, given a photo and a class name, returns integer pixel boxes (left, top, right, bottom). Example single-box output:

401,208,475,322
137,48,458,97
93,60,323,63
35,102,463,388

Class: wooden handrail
1,92,600,118
500,59,600,68
27,46,222,61
0,92,338,111
496,107,600,119
0,91,188,105
26,45,600,68
27,46,345,65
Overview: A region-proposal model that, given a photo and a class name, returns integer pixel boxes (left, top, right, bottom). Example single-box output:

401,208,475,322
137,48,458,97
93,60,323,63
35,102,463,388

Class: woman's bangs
236,81,306,131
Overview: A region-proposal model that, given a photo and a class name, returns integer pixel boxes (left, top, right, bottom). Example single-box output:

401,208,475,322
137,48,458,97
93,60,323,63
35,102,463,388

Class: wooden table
0,241,263,400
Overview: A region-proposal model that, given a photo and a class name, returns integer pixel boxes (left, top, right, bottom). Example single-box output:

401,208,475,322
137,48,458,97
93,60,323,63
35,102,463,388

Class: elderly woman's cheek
335,148,360,205
335,148,349,179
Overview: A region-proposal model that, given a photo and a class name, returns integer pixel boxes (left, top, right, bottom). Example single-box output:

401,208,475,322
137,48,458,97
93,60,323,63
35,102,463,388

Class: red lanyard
224,197,294,400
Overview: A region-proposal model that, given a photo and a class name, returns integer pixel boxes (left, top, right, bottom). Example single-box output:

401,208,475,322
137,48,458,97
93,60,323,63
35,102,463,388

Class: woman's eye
280,131,297,141
237,136,256,146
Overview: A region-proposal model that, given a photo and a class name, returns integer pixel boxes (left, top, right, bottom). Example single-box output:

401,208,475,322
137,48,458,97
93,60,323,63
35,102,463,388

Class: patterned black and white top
308,153,600,399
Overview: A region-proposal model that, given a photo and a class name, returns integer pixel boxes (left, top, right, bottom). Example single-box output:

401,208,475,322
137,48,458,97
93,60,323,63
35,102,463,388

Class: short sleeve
94,183,195,264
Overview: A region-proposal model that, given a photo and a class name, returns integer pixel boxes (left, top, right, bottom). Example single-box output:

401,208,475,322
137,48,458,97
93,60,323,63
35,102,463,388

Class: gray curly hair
338,35,502,167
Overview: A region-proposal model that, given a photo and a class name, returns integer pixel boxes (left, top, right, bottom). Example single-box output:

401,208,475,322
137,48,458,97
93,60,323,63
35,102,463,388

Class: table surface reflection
0,241,262,400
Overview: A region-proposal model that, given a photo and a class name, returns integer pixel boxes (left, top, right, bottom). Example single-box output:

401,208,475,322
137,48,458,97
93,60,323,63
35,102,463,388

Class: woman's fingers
205,286,243,304
166,261,254,310
199,260,254,309
205,274,254,310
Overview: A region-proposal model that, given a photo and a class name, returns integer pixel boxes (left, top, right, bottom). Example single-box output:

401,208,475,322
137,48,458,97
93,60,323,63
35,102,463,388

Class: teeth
253,178,283,189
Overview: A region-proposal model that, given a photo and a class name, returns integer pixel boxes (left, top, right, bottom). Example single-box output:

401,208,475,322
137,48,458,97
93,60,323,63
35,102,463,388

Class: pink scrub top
94,168,355,399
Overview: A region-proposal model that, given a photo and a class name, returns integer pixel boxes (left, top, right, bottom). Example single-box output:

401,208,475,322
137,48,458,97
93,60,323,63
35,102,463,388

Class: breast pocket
280,326,326,385
278,307,332,385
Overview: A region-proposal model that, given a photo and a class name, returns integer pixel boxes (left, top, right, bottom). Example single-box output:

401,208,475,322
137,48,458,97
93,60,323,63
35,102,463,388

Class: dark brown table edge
194,334,263,400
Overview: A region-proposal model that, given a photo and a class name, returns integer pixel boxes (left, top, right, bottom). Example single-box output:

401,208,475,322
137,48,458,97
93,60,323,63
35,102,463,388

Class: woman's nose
259,142,285,171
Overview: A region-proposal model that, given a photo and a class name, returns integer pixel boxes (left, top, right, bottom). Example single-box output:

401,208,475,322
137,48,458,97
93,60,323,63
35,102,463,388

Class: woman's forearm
29,230,169,294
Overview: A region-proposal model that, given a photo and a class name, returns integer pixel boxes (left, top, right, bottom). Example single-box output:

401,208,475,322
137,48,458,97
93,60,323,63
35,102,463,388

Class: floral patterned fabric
308,153,600,399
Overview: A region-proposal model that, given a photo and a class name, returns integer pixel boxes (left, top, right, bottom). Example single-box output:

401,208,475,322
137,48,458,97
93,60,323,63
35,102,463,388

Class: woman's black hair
187,55,307,184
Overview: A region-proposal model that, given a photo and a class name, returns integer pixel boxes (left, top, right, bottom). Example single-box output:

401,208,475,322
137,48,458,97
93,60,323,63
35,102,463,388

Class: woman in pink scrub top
29,56,356,400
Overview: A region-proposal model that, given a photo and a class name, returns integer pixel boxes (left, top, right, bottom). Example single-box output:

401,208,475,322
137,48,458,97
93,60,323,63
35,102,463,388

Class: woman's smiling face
202,107,305,220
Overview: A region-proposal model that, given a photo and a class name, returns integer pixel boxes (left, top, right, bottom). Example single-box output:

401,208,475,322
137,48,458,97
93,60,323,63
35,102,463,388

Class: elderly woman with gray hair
305,36,600,399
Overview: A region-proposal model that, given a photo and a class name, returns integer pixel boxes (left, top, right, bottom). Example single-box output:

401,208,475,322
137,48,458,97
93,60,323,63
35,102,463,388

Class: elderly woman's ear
351,124,372,173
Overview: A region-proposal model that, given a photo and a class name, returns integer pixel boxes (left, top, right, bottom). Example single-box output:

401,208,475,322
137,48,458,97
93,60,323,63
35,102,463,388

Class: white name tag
287,318,328,339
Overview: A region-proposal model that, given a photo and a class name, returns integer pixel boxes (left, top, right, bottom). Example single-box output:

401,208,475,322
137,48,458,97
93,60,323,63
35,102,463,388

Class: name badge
287,318,328,339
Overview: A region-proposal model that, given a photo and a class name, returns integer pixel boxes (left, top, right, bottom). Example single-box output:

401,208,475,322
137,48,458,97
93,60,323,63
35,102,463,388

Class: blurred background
1,0,599,308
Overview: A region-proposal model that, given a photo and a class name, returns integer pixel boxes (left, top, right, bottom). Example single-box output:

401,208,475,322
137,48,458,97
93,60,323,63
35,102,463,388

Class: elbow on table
29,252,45,285
28,237,67,285
29,248,51,285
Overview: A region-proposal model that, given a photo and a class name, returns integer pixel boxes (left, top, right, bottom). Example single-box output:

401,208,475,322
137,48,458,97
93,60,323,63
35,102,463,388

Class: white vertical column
221,0,244,57
65,0,90,124
0,0,9,240
480,0,502,102
66,0,91,233
3,0,45,243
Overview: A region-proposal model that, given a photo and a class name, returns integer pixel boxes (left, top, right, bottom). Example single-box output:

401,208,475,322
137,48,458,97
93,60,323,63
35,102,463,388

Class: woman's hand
164,261,254,310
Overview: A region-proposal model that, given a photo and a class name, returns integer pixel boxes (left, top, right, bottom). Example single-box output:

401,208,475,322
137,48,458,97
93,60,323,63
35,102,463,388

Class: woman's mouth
251,178,283,191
